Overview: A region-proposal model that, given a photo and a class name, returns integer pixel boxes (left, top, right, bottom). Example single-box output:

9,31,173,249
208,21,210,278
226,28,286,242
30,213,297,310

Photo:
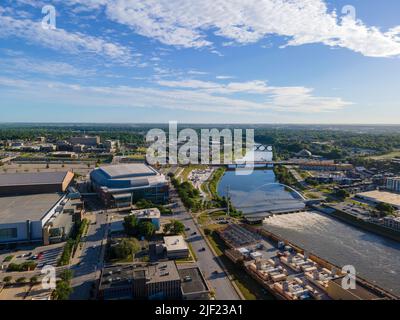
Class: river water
218,168,400,296
263,211,400,295
218,169,305,218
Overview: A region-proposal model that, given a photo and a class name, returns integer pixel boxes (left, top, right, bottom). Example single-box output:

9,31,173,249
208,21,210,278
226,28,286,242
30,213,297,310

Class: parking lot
0,242,65,272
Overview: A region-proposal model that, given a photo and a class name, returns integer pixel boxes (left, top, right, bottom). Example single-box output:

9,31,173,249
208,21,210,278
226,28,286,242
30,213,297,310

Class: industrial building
356,190,400,210
90,164,169,207
0,171,74,196
0,193,75,244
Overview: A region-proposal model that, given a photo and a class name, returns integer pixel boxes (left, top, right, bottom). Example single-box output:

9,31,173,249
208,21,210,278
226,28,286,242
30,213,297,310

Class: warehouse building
90,164,168,208
0,193,70,244
0,171,74,196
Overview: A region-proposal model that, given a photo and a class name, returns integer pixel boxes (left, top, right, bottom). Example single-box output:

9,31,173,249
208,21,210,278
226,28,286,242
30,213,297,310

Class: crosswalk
36,246,64,269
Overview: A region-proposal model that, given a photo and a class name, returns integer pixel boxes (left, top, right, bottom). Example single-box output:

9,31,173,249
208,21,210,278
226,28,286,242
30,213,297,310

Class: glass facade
0,228,18,240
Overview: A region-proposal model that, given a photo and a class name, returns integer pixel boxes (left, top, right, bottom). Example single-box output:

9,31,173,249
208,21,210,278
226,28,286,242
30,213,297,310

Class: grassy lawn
3,255,14,262
206,231,274,300
367,150,400,160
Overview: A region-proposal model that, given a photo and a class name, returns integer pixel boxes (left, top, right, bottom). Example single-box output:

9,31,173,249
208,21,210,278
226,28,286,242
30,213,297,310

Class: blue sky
1,0,400,123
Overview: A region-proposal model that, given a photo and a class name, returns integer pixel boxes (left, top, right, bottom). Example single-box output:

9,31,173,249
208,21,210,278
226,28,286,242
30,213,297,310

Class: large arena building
90,164,169,207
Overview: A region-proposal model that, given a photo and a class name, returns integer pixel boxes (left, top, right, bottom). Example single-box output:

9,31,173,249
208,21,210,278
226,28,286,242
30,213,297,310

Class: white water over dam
263,211,400,296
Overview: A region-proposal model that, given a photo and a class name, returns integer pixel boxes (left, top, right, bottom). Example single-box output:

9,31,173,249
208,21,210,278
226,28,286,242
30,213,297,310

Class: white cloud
216,75,234,80
0,77,352,114
188,70,208,75
156,79,352,112
0,57,93,76
0,9,132,63
64,0,400,57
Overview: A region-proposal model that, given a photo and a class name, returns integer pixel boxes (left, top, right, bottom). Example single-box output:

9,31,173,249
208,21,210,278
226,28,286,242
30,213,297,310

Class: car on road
185,227,190,231
191,232,197,236
199,247,206,252
212,270,219,274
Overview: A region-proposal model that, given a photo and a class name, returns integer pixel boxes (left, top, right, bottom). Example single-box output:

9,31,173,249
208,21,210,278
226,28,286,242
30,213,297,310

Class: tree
376,202,395,216
16,277,26,284
59,269,74,282
334,189,350,200
137,221,156,239
53,280,73,300
110,239,140,260
30,276,39,284
123,215,139,236
3,276,12,284
164,220,185,235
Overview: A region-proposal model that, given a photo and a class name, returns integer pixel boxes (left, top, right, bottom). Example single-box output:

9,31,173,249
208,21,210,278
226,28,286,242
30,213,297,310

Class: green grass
187,243,197,261
3,255,13,262
366,150,400,160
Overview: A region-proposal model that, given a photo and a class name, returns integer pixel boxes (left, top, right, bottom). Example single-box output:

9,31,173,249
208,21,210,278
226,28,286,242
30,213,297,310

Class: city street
69,199,108,300
169,187,239,300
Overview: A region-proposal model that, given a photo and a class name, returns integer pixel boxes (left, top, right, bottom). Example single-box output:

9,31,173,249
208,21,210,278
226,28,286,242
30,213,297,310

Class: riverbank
323,206,400,242
253,225,399,300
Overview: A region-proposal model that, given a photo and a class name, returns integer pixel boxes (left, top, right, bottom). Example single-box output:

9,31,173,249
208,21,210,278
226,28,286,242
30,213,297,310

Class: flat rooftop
133,208,161,219
163,235,188,252
357,190,400,207
100,262,180,291
0,171,70,187
143,261,180,284
177,265,209,295
0,193,63,224
100,164,157,179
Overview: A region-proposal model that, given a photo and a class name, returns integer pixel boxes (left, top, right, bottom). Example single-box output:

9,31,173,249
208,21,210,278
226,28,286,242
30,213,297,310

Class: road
69,200,108,300
169,187,239,300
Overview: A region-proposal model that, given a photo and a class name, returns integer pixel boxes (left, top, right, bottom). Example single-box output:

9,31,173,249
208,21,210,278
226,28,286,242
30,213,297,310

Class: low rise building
177,264,210,300
299,161,353,171
69,135,100,147
356,190,400,210
132,208,161,231
383,216,400,231
163,235,189,259
98,261,181,300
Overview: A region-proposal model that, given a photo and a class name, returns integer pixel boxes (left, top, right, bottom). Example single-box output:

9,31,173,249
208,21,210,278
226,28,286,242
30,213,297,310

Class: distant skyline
1,0,400,123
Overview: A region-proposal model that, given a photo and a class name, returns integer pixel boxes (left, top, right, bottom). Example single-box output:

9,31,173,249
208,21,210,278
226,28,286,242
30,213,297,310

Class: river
217,168,400,296
263,211,400,296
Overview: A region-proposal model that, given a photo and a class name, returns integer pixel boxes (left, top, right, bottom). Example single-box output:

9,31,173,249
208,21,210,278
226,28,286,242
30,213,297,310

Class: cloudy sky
1,0,400,123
